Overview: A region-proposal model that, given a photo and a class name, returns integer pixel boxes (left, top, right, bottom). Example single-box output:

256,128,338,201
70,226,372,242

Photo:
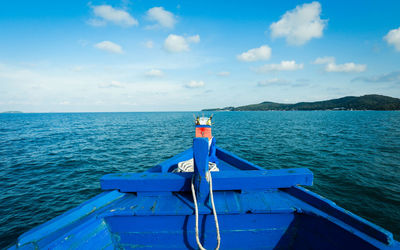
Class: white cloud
164,35,188,52
257,78,289,87
314,57,366,73
89,5,138,27
94,41,123,54
87,19,106,27
145,40,154,48
256,60,304,73
146,7,176,29
185,80,205,88
163,34,200,53
237,45,271,62
352,71,400,83
314,56,335,64
145,69,164,77
217,71,230,76
270,2,327,46
0,63,202,112
325,62,366,73
99,80,124,88
384,27,400,51
187,35,200,43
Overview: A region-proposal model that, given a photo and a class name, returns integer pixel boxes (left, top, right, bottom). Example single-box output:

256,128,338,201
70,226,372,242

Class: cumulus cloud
270,2,327,46
325,63,366,73
164,35,188,52
384,27,400,51
145,69,164,77
217,71,230,76
257,78,289,87
314,57,366,73
237,45,271,62
185,80,204,88
89,5,138,27
94,41,123,54
146,7,176,29
352,71,400,83
163,34,200,53
256,60,304,73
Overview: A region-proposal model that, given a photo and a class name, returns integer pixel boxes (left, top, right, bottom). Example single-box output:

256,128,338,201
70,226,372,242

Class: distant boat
11,118,400,249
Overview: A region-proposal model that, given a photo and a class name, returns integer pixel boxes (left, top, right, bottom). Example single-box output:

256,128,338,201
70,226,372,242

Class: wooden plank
101,168,313,192
285,186,394,245
18,191,124,247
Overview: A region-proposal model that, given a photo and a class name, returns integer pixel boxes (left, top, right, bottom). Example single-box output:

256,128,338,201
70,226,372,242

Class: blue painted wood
292,211,391,250
195,125,211,128
100,168,313,192
105,214,296,249
208,137,218,164
285,186,394,245
193,137,211,208
42,217,113,249
17,191,124,247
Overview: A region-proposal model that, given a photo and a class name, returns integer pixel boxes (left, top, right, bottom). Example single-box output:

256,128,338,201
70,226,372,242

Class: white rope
208,172,221,250
174,159,219,173
191,172,221,250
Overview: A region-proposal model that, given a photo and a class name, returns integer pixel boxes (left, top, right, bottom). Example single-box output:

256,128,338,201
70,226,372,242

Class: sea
0,111,399,248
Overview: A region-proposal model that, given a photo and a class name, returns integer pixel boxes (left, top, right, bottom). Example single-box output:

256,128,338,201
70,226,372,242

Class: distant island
202,95,400,111
2,111,23,113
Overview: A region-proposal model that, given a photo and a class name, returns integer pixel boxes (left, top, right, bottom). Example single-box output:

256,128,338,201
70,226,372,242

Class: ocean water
0,111,399,248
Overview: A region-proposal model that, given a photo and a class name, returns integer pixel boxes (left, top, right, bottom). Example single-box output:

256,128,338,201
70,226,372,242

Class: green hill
202,95,400,111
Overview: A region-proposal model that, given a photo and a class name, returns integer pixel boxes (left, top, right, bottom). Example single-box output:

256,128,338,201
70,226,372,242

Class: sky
0,0,400,112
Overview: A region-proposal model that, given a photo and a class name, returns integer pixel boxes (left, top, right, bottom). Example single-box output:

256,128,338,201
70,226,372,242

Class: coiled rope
191,172,221,250
174,159,219,173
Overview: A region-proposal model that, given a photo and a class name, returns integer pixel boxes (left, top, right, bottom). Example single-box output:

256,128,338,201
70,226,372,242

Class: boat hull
11,147,400,249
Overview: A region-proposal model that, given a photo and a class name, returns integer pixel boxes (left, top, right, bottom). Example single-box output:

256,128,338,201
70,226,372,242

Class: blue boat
11,117,400,249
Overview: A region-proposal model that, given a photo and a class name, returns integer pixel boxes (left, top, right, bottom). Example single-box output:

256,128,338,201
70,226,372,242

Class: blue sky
0,0,400,112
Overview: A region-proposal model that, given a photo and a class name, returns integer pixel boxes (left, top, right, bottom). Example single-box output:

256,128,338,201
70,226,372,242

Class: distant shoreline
201,109,400,112
202,94,400,112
